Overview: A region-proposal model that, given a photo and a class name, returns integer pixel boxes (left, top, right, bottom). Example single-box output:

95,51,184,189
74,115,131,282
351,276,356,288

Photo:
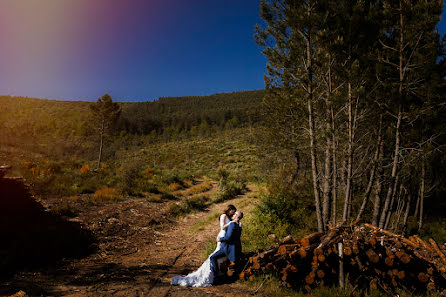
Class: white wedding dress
170,214,230,287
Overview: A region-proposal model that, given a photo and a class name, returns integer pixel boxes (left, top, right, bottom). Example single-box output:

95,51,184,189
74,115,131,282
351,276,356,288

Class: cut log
414,236,433,253
429,238,446,265
343,246,352,256
301,232,324,247
317,254,326,262
252,262,260,270
241,224,446,293
366,249,380,263
280,235,295,245
278,244,299,255
385,257,394,266
305,274,314,285
418,272,429,283
259,248,277,259
395,251,411,264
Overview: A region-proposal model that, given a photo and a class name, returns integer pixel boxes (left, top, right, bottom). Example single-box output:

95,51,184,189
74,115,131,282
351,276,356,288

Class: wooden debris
240,224,446,294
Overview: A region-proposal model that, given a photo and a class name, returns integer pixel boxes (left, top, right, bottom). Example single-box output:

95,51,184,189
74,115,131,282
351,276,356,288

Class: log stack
241,224,446,294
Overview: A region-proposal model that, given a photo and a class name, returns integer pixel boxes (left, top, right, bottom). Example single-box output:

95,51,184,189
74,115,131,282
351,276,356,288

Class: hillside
0,89,265,139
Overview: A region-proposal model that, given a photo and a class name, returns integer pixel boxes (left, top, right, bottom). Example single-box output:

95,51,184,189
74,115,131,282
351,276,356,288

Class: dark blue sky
0,0,444,102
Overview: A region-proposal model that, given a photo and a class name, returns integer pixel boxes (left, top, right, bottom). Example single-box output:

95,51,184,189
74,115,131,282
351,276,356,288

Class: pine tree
90,94,121,169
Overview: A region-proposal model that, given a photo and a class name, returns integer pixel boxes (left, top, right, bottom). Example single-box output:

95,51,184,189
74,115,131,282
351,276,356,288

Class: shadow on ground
0,178,96,280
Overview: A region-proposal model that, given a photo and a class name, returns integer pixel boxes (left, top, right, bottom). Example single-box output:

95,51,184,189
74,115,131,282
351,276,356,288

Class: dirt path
2,181,260,297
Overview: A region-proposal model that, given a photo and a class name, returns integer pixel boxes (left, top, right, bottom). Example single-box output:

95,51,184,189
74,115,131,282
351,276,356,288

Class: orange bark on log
344,246,352,256
429,238,446,265
280,235,295,245
418,272,429,283
395,251,411,264
414,236,433,253
301,232,324,247
278,244,299,255
366,249,380,263
385,257,394,266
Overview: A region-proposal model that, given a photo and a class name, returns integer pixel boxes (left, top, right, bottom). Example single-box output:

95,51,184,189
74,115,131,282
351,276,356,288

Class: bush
217,166,230,191
241,186,317,252
213,180,247,203
141,182,161,194
167,194,210,217
120,161,141,194
162,171,184,186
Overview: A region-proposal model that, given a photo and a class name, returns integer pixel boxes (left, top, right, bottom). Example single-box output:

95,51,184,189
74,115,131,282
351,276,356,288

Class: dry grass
90,187,121,203
167,182,183,191
178,181,213,196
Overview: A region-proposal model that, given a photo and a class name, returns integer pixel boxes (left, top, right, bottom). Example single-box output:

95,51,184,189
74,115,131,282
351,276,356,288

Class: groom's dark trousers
210,222,242,274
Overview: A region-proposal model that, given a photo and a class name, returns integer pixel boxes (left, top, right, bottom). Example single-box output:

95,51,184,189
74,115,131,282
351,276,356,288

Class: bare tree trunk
306,3,324,232
372,141,384,226
322,59,333,230
418,159,425,231
380,1,405,228
402,193,412,236
379,106,402,228
392,184,405,231
384,174,400,230
356,115,382,220
97,119,105,169
331,107,338,227
414,189,421,218
342,82,353,224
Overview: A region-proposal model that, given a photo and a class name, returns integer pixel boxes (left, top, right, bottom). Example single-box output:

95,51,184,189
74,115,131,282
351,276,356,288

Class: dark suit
210,221,242,274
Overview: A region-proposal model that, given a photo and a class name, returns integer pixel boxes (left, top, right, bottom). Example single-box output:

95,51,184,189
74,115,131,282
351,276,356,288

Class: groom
210,211,243,277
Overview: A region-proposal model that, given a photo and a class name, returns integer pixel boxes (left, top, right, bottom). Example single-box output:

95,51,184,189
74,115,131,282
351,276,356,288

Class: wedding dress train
170,215,229,287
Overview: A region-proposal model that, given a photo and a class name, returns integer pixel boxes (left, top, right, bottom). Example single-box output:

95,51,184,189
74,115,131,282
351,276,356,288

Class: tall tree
256,0,326,231
90,94,121,169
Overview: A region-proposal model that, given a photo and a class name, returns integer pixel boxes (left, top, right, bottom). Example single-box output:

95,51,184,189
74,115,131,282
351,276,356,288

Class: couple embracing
171,204,243,287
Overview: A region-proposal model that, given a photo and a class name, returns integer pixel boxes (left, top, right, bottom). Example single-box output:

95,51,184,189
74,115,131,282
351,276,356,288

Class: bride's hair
221,204,236,219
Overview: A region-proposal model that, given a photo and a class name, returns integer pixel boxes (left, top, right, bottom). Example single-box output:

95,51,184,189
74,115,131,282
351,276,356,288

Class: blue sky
0,0,444,102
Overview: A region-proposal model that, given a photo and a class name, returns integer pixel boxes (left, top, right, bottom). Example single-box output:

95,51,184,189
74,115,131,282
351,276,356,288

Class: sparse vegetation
167,194,211,217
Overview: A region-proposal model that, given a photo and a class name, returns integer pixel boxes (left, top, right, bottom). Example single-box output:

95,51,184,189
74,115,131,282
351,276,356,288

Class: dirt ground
1,179,260,297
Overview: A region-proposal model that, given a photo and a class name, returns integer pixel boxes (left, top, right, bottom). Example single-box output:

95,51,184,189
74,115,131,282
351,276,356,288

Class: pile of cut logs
241,223,446,294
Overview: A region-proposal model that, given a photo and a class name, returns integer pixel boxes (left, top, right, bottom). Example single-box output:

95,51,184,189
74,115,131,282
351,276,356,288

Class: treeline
0,90,265,141
118,90,265,135
256,0,445,236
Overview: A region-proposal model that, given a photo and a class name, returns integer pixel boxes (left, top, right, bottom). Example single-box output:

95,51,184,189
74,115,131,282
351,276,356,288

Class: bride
170,204,237,287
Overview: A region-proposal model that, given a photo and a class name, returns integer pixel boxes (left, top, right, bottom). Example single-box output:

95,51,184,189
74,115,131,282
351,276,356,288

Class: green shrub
140,182,161,194
185,194,209,210
162,171,184,186
213,180,247,203
120,161,141,194
167,194,210,217
167,203,185,217
241,187,316,252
